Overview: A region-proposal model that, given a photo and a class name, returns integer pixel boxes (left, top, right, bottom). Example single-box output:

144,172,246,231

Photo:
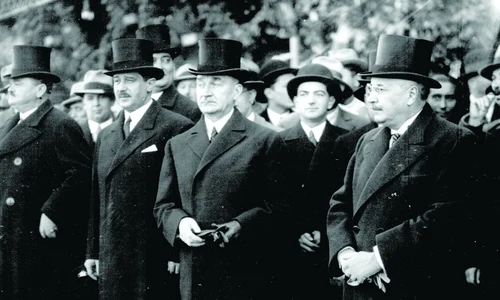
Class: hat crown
310,56,344,78
136,25,172,52
259,59,291,79
70,81,85,96
10,45,60,82
329,48,361,62
195,38,242,72
295,63,334,79
175,63,196,80
83,70,112,86
372,35,434,77
367,50,377,72
463,49,494,74
110,38,155,72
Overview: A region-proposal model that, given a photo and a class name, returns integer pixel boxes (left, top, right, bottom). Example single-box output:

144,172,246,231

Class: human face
234,87,256,118
427,81,457,119
176,79,197,102
196,75,242,121
491,69,500,95
8,77,45,112
366,78,417,129
294,81,334,127
153,53,174,90
341,68,360,89
267,73,295,112
67,102,87,124
82,93,115,123
113,72,155,112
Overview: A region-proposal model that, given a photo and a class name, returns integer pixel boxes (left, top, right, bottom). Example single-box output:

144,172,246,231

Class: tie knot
390,133,401,148
210,127,218,142
308,130,317,146
123,117,132,138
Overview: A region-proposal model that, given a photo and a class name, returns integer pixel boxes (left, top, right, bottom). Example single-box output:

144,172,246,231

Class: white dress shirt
19,106,38,122
151,92,163,101
300,121,326,143
205,109,234,140
247,112,256,122
123,100,153,133
267,108,290,126
88,118,113,142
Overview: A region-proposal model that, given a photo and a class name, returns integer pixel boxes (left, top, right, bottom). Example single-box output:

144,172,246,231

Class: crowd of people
1,23,500,300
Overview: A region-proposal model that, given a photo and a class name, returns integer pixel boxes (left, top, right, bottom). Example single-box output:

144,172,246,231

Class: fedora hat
287,63,353,103
188,38,248,81
363,35,441,88
136,24,181,58
460,48,494,81
310,56,344,79
479,55,500,80
77,69,114,96
174,63,196,84
259,59,297,87
9,45,60,83
242,70,264,91
104,38,164,79
61,81,85,108
329,48,368,73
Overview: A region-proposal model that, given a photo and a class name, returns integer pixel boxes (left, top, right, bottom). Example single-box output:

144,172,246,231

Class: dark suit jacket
327,104,479,300
335,122,378,175
154,110,290,300
157,85,201,122
0,100,91,299
87,100,193,300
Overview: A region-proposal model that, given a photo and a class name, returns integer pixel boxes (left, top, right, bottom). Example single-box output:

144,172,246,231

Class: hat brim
9,72,61,83
287,75,353,104
104,67,164,80
75,89,115,96
61,96,83,108
0,84,9,93
363,72,441,88
261,68,298,86
188,68,248,82
174,75,196,83
342,59,368,73
479,63,500,80
154,47,182,58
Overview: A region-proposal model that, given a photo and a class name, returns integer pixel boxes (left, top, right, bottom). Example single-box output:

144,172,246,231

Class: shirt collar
123,99,153,132
19,106,38,121
151,91,163,101
390,108,423,136
88,118,113,133
247,111,255,122
205,109,234,138
267,108,290,126
300,121,327,143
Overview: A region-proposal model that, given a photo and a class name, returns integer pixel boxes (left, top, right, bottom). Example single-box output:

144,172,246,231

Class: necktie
308,130,317,146
389,133,400,148
210,127,218,142
93,124,101,142
123,117,131,138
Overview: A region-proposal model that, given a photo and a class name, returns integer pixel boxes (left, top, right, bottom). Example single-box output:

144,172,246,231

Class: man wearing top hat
137,24,201,122
326,34,479,300
84,38,193,300
154,38,291,300
234,70,282,131
278,63,350,300
0,45,91,300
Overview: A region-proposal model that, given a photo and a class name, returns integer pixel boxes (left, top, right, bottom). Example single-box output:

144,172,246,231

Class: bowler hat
188,38,248,82
363,35,441,88
479,55,500,80
287,63,353,102
77,69,114,96
460,48,493,81
242,70,264,91
136,24,181,58
259,59,297,87
104,38,164,79
10,45,60,83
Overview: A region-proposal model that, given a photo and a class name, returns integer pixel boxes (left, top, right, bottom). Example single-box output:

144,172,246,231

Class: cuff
373,245,388,276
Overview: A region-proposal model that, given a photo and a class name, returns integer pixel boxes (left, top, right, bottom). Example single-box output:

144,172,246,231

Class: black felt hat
188,38,248,82
104,38,164,80
363,35,441,88
136,24,181,58
479,55,500,81
10,45,60,83
259,59,297,87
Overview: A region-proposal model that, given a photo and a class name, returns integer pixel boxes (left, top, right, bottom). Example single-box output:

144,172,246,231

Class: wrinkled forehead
370,77,414,88
196,75,238,84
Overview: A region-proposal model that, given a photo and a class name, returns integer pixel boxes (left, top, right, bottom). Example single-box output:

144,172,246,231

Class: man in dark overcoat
84,38,193,300
326,34,480,300
137,25,201,122
0,45,91,300
154,38,290,300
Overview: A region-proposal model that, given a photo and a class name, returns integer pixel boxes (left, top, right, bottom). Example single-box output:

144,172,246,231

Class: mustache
118,92,131,98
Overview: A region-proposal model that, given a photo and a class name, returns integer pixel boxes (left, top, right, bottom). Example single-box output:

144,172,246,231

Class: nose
366,91,377,103
439,98,446,108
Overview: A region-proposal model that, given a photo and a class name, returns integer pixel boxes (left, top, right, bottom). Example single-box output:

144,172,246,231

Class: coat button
353,225,360,234
13,157,22,166
5,197,15,206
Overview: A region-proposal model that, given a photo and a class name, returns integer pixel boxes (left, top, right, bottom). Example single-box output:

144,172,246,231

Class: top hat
9,45,61,83
188,38,248,82
328,48,368,73
104,38,164,79
362,35,441,88
136,24,181,58
479,55,500,80
259,59,297,87
174,63,196,84
286,63,353,103
76,69,114,96
460,48,494,81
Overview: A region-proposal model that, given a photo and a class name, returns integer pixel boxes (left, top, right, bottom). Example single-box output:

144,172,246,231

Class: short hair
418,83,430,100
32,76,54,94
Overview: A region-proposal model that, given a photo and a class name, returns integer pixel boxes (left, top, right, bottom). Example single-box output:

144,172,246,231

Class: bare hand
178,218,205,247
469,94,495,126
39,213,58,239
341,251,381,284
465,267,480,285
84,259,99,280
298,231,320,252
213,220,241,248
167,261,180,274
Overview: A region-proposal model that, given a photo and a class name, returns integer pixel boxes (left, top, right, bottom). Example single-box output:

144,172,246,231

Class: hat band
11,67,52,76
113,60,154,71
195,64,241,73
371,64,430,76
83,82,113,93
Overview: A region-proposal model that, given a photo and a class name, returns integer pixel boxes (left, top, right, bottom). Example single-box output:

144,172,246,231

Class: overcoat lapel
187,119,210,160
308,123,338,175
0,100,51,157
106,101,160,177
354,106,433,215
194,110,246,176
